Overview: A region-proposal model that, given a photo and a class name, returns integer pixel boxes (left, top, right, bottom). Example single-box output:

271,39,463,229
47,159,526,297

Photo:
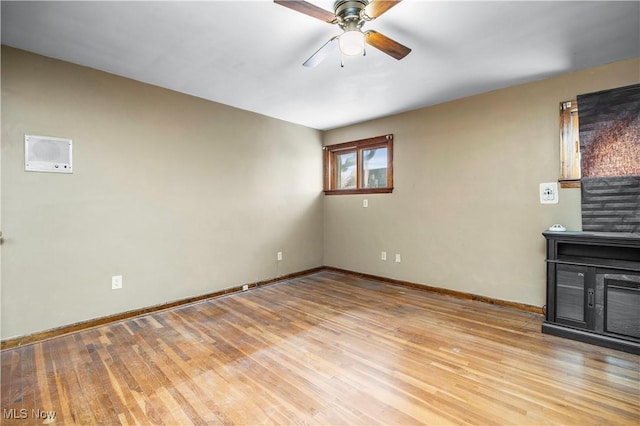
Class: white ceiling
2,1,639,130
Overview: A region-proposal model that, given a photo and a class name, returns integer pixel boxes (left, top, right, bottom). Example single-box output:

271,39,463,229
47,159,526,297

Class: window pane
337,152,357,189
362,147,388,188
560,101,581,181
323,134,393,194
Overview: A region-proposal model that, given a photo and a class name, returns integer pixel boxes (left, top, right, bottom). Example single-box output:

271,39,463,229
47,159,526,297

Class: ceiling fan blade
274,0,336,23
365,30,411,60
363,0,402,19
303,36,339,67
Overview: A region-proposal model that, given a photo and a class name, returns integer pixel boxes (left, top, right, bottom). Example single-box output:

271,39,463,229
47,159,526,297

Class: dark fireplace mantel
542,230,640,354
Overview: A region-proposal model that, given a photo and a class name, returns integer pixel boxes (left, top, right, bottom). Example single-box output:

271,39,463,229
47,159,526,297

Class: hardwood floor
2,270,639,425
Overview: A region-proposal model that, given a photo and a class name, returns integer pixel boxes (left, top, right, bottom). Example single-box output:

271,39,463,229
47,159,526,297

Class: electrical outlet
363,199,368,208
112,275,123,290
381,251,387,261
395,254,401,263
242,284,249,291
277,251,283,261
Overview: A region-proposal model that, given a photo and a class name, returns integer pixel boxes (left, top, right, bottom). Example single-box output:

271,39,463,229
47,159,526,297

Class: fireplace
542,84,640,353
578,83,640,233
543,232,640,354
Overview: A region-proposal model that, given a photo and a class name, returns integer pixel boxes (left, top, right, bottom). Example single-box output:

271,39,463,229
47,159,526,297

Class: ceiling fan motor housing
334,0,368,30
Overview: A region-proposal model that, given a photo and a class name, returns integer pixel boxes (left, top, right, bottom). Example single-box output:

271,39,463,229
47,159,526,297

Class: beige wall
2,45,638,340
323,57,640,307
1,47,324,339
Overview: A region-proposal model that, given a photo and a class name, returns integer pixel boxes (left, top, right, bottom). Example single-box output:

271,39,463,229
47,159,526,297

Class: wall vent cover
25,134,72,173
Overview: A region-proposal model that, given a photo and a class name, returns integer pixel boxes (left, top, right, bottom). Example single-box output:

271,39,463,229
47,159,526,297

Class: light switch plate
540,182,559,204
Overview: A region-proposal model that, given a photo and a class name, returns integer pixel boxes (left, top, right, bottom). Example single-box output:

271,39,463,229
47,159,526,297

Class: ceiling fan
274,0,411,67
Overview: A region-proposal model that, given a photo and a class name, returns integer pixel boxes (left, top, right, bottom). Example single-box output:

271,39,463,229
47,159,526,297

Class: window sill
559,179,581,189
324,187,393,195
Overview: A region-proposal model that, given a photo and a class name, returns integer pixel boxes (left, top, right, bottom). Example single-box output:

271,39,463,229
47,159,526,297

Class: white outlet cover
540,182,559,204
363,199,369,208
112,275,123,289
381,251,387,260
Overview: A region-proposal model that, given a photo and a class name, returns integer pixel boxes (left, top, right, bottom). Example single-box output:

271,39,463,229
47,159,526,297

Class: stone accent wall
582,176,640,233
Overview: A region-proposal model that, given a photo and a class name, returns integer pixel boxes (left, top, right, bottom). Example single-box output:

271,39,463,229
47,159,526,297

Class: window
559,100,581,188
323,134,393,195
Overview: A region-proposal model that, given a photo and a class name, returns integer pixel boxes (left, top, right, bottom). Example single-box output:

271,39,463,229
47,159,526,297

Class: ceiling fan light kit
274,0,411,67
339,30,365,55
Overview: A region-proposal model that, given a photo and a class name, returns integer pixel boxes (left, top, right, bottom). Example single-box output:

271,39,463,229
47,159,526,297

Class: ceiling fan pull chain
341,55,345,68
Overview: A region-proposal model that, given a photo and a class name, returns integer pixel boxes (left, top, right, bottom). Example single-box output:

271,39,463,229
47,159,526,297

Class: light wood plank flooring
2,270,639,425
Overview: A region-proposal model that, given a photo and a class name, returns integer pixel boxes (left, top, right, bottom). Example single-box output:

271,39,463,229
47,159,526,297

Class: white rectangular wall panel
25,135,72,173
